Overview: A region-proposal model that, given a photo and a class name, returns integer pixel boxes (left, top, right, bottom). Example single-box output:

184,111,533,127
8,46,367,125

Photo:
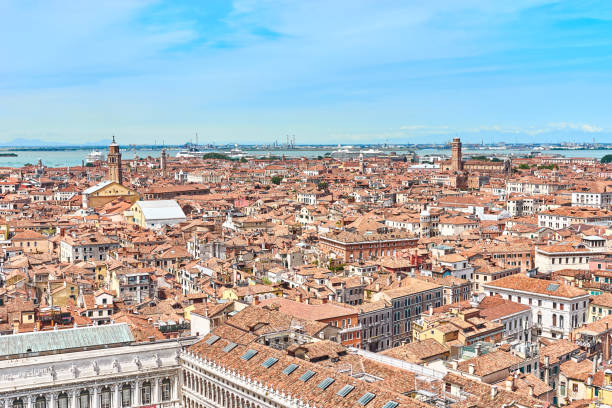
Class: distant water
0,147,609,168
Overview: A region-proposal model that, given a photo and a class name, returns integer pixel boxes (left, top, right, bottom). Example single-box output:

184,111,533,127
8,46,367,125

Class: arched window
79,390,89,408
141,382,151,405
100,388,111,408
13,399,23,408
57,393,69,408
121,384,131,407
35,397,46,408
161,379,171,401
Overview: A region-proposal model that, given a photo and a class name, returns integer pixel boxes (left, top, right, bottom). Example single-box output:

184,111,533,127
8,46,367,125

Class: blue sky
1,0,612,145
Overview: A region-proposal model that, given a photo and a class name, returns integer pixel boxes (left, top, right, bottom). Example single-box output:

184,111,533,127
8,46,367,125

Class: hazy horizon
2,1,612,145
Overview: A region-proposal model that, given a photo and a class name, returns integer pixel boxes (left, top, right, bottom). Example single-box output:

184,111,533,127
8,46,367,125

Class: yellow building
126,200,186,229
82,180,139,209
588,292,612,322
48,280,79,307
587,370,610,407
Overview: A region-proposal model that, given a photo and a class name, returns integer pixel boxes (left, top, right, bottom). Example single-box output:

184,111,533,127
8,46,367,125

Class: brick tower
108,136,123,185
451,137,463,171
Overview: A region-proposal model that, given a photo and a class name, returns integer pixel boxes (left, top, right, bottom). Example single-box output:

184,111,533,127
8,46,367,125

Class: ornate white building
0,324,196,408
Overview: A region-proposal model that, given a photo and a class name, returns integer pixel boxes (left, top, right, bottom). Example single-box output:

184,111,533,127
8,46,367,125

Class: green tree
317,181,328,190
271,175,282,185
202,152,231,160
602,154,612,164
518,163,530,170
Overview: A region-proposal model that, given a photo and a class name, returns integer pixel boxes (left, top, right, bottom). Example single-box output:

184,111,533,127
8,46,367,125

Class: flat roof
0,323,134,357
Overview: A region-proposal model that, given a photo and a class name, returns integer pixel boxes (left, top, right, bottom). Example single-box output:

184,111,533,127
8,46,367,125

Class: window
337,385,355,397
141,382,151,405
573,383,578,393
13,400,23,408
121,385,131,407
283,364,299,375
58,394,69,408
161,379,171,401
79,391,89,408
34,398,46,408
100,388,111,408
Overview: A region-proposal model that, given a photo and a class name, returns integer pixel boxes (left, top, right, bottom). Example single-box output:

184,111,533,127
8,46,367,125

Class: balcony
339,324,363,334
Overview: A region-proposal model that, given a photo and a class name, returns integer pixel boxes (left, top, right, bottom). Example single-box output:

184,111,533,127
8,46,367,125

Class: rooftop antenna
195,132,199,146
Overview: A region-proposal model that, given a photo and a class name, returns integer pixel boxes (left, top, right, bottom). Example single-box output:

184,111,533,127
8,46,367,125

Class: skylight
298,370,316,382
241,349,258,361
317,377,335,390
205,335,220,345
357,392,376,405
337,384,355,397
222,342,237,352
382,402,399,408
261,357,278,368
282,364,299,375
546,283,560,291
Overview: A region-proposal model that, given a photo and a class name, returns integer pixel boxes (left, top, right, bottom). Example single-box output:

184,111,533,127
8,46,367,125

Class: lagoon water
0,147,608,168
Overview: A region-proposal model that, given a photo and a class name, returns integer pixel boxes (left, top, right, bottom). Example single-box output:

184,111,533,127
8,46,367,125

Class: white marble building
0,324,196,408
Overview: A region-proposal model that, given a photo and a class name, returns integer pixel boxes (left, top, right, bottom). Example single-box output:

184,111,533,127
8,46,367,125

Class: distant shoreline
0,153,17,157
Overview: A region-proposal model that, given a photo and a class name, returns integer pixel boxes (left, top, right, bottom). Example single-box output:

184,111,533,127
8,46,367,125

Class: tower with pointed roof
108,136,123,185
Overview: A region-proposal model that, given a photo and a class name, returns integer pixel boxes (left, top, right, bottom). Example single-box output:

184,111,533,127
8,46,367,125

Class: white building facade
483,277,590,340
0,325,196,408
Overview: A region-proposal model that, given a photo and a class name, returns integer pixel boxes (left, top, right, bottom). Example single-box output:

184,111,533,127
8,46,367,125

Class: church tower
451,137,463,171
160,148,167,177
108,136,123,185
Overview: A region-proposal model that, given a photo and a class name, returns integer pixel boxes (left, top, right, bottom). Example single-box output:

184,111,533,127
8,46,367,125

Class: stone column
172,376,179,401
133,381,140,407
152,378,160,404
26,396,32,408
70,390,77,408
92,387,99,408
113,385,120,408
48,393,56,408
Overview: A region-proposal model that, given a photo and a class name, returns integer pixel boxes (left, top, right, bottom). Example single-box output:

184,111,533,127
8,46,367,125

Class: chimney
475,343,481,357
505,376,514,392
544,355,550,384
593,355,598,374
468,363,475,375
490,385,498,399
451,361,458,370
429,305,433,316
587,374,593,387
528,384,534,397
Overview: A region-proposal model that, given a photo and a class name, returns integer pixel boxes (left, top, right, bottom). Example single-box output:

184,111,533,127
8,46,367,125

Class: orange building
319,230,418,263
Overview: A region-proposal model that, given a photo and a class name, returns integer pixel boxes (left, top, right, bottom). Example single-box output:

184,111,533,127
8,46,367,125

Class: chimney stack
505,376,514,392
490,385,498,399
468,363,475,375
528,384,534,397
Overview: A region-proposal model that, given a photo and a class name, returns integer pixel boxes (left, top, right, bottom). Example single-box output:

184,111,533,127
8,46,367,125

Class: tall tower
160,148,167,177
451,137,463,171
108,136,123,185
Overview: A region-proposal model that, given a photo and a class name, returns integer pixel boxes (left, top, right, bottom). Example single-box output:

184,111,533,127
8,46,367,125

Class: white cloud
548,122,603,133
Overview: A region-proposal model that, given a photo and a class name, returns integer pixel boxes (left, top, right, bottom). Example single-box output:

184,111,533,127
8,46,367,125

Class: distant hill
0,138,112,147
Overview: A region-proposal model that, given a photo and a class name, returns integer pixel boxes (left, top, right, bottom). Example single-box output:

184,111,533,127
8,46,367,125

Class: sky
1,0,612,145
